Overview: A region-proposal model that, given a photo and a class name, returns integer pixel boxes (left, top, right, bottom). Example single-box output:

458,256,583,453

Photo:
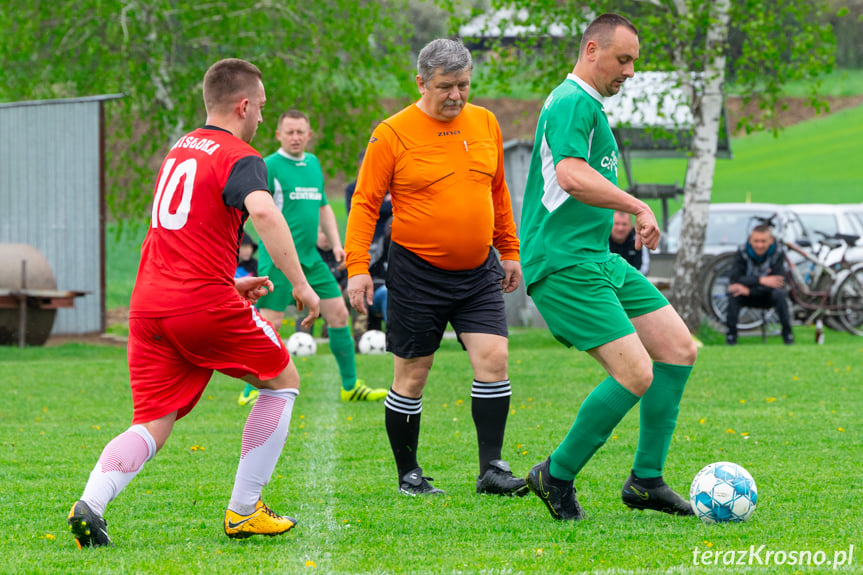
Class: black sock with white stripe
471,379,512,475
384,389,423,478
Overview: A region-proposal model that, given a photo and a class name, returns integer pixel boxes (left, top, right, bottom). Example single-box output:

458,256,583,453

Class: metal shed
501,139,547,328
0,94,122,337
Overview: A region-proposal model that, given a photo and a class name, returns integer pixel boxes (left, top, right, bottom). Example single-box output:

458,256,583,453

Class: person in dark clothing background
609,211,650,275
346,160,393,335
725,224,794,345
235,232,259,278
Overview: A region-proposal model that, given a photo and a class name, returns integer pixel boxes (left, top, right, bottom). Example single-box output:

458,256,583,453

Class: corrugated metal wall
0,97,115,335
501,139,546,328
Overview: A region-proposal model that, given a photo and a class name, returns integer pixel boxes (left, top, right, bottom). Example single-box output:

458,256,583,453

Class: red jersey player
67,58,320,548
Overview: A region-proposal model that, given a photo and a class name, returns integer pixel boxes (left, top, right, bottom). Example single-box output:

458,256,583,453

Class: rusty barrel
0,244,58,346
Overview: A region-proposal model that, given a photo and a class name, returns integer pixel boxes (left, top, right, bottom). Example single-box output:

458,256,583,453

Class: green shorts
528,254,668,351
256,257,343,311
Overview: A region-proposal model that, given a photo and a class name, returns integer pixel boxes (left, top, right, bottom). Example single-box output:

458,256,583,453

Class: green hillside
623,103,863,217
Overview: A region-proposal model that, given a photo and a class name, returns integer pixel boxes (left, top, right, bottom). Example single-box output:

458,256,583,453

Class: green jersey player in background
245,110,386,403
519,13,698,521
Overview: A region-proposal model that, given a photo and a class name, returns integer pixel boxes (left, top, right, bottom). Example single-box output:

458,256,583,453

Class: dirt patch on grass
44,306,129,346
106,306,130,329
44,332,127,347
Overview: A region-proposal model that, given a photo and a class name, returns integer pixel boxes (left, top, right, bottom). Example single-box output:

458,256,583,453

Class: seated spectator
365,214,391,331
609,210,650,275
725,224,794,345
346,165,392,338
236,232,260,407
296,224,387,340
235,232,258,278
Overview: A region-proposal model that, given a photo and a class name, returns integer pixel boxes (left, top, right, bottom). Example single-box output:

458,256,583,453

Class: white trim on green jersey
539,74,605,214
521,73,620,290
538,133,567,213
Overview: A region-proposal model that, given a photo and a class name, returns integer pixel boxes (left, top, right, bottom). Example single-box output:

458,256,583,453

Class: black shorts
386,242,508,358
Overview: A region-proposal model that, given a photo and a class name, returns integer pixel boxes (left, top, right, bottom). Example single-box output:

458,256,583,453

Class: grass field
751,68,863,98
1,329,860,574
12,70,860,573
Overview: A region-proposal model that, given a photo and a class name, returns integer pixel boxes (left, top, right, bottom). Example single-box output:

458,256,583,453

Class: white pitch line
291,355,341,568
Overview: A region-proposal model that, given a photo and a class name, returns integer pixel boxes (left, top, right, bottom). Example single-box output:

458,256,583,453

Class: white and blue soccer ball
690,461,758,524
358,329,387,355
285,331,317,357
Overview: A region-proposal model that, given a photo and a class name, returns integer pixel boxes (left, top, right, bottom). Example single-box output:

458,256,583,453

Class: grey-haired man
345,39,526,497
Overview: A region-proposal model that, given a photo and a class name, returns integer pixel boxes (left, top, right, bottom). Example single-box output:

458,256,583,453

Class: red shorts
128,297,289,424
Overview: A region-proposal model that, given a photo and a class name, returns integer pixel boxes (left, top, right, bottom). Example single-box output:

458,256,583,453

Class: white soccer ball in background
358,329,387,355
285,331,317,357
690,461,758,524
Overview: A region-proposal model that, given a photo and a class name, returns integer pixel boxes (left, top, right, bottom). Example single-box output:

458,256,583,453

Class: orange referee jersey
345,102,519,275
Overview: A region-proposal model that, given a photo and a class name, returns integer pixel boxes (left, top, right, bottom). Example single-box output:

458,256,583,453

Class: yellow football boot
340,379,388,402
224,500,297,539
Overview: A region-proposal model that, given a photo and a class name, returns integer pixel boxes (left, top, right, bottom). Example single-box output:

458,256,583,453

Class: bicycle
699,215,863,336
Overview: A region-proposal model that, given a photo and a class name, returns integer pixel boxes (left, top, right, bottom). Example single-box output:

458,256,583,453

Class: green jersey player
520,13,698,521
250,110,386,403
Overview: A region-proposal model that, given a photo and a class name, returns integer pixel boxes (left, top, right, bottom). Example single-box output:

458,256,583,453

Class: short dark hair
202,59,262,113
278,110,311,128
579,13,638,55
241,232,258,250
752,224,774,235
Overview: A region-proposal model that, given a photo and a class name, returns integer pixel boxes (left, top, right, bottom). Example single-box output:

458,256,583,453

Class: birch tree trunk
668,0,732,331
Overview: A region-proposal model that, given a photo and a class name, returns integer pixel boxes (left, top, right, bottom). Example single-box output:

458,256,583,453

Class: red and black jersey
130,126,269,318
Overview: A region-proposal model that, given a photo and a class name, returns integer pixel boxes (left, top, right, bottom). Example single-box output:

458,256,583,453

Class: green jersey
259,150,328,266
520,74,619,289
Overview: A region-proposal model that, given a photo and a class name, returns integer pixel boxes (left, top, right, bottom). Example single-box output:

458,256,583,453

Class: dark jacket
346,180,392,287
729,241,787,297
609,228,649,275
236,257,258,278
318,246,347,290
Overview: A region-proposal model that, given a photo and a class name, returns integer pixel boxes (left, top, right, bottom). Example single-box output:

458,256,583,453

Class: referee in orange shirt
345,38,526,497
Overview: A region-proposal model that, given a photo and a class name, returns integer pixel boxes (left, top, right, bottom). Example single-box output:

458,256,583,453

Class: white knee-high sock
80,424,157,516
229,387,298,514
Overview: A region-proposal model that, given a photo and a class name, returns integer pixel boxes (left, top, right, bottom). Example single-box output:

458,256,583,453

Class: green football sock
328,325,358,391
632,362,692,479
243,382,255,396
549,377,640,481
